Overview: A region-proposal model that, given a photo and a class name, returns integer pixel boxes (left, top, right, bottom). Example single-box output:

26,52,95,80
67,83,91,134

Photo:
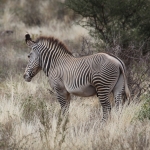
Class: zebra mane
35,36,72,55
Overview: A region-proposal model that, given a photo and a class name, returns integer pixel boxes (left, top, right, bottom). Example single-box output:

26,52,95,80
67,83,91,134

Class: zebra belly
68,85,97,97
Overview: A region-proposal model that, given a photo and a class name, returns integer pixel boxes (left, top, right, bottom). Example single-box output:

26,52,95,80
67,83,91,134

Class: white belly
67,85,97,97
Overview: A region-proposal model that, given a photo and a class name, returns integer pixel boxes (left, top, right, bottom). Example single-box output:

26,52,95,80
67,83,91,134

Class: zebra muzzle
23,74,32,82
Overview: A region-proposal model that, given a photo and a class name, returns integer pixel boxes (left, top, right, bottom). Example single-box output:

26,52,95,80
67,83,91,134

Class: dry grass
0,74,150,150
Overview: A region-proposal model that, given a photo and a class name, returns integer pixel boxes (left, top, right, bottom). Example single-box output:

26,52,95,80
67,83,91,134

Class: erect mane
35,36,72,55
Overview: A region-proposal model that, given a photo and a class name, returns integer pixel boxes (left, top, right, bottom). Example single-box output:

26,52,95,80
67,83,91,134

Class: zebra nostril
23,74,28,79
23,74,26,79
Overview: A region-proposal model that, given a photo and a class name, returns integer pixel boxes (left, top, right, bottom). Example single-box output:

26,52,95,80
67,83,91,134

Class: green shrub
138,95,150,120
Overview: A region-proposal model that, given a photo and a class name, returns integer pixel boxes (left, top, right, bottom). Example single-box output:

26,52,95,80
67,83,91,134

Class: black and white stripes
24,34,130,120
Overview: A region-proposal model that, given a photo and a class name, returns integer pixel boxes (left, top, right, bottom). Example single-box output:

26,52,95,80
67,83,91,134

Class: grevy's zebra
24,34,130,121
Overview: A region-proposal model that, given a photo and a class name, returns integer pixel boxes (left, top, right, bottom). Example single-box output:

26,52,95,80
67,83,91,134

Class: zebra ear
25,34,34,46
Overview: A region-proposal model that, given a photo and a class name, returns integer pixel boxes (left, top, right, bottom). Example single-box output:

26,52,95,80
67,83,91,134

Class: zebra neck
39,49,73,76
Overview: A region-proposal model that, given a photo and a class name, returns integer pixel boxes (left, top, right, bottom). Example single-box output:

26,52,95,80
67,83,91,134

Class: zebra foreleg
60,100,70,115
55,89,71,115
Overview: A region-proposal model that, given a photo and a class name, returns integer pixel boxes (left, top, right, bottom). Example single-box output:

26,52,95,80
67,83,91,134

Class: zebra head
24,34,42,82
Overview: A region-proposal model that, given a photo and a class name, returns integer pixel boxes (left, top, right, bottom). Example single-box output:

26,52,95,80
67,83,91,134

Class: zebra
24,34,130,121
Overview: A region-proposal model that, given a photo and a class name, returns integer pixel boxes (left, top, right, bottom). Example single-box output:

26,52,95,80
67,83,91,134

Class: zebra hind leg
96,88,111,121
113,74,124,110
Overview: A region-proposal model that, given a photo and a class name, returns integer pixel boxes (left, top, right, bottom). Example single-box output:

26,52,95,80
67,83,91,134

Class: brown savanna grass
0,0,150,149
0,75,149,150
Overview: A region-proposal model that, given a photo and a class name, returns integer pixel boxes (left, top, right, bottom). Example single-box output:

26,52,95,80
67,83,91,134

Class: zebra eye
28,55,30,58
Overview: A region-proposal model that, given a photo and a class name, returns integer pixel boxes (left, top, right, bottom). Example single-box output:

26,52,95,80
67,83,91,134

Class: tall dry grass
0,74,149,150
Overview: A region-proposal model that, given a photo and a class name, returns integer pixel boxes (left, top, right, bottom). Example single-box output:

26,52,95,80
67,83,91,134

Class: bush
138,95,150,120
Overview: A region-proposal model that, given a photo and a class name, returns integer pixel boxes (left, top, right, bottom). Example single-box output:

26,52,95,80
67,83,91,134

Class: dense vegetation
65,0,150,49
